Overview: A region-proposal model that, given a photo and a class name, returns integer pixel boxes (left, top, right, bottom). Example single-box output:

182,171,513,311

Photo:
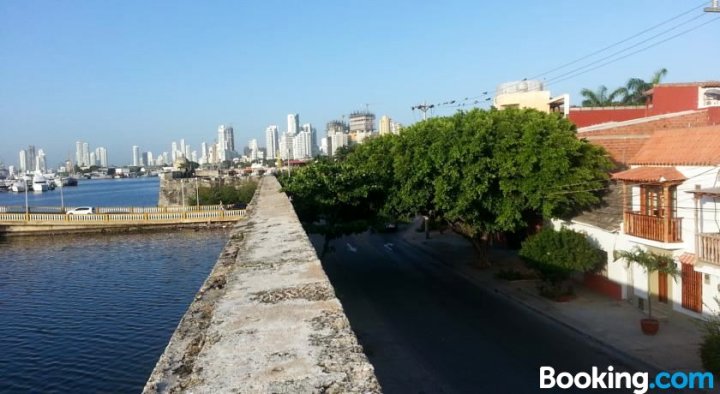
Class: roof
569,183,623,231
577,110,699,133
612,167,686,183
686,187,720,197
679,253,696,266
629,125,720,166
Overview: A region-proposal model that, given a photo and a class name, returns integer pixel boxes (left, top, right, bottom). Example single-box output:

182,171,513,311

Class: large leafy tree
281,108,612,264
388,108,611,264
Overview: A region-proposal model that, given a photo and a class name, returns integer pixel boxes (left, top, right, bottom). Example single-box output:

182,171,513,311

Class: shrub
700,298,720,376
520,227,606,285
190,181,258,206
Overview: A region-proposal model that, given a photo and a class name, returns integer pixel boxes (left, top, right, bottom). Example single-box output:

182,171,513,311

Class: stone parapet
144,176,379,393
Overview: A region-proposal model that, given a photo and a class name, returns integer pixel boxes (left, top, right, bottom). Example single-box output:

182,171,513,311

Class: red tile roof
612,167,686,183
679,253,696,266
629,125,720,166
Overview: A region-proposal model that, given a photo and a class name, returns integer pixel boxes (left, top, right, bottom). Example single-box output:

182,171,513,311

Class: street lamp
706,0,720,12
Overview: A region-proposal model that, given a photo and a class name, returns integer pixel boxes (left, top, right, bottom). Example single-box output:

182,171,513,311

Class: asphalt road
312,229,636,394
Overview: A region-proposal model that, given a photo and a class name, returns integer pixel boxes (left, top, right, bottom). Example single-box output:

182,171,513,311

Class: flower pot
640,318,660,335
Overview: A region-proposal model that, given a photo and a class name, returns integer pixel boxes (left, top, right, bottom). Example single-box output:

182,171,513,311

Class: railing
698,233,720,266
0,205,227,214
0,208,245,224
623,211,682,243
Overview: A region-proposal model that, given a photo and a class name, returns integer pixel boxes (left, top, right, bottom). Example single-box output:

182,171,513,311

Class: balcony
624,212,682,243
698,233,720,266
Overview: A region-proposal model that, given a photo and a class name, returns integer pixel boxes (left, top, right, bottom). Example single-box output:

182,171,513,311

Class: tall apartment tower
217,125,235,162
18,150,27,173
349,111,375,133
82,143,90,168
75,141,84,167
379,115,392,135
265,125,278,160
132,145,141,166
287,114,299,135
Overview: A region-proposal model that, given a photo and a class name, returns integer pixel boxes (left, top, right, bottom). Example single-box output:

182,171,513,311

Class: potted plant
614,247,679,335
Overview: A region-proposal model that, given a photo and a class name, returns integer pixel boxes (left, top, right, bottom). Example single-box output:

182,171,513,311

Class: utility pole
706,0,720,12
412,102,435,121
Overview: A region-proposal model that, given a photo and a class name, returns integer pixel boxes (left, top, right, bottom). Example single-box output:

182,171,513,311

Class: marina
0,176,233,392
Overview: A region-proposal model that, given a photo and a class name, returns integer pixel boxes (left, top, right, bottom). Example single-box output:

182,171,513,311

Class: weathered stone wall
144,176,380,393
158,175,253,207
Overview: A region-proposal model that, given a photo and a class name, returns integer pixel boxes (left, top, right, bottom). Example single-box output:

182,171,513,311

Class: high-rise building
248,139,259,161
179,139,186,158
89,152,97,167
265,125,278,160
191,151,198,163
379,115,392,135
162,152,170,165
132,145,141,166
82,143,90,168
279,134,293,160
330,132,348,156
349,111,375,133
96,147,108,167
391,121,403,134
147,151,154,166
200,142,208,164
217,125,235,162
287,114,299,135
171,141,178,162
18,150,27,173
75,141,84,167
36,149,47,173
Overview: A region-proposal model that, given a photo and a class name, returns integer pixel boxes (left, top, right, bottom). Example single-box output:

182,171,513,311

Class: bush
190,181,258,206
520,227,605,284
700,298,720,376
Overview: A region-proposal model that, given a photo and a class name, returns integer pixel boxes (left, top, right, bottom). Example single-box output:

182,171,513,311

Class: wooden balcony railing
623,212,682,243
698,233,720,266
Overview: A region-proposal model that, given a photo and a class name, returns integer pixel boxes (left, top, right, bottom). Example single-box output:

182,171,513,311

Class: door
658,272,668,303
681,264,702,313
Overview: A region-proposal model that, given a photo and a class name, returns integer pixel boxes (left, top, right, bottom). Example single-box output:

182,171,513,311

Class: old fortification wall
144,176,380,393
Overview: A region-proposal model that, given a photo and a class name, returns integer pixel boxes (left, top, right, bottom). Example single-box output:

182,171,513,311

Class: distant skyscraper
26,145,37,173
82,142,90,168
147,151,154,166
200,142,208,164
89,152,97,167
96,147,108,167
379,115,392,135
287,114,299,135
300,123,315,158
18,150,27,173
391,121,403,134
349,111,375,133
217,125,235,162
191,151,198,163
249,139,259,161
132,146,141,166
179,139,186,158
184,145,191,160
265,125,278,160
75,141,83,167
171,141,178,162
162,152,170,165
279,134,293,160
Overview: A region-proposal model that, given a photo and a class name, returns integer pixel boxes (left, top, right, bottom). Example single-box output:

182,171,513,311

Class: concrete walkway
400,220,706,374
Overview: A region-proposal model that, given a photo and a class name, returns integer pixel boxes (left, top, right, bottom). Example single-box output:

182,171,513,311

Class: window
700,88,720,107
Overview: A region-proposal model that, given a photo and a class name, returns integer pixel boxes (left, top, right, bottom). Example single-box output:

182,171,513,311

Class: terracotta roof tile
679,253,696,266
629,125,720,166
612,167,686,183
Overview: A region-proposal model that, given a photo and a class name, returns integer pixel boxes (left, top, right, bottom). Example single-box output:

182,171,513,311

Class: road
312,229,635,394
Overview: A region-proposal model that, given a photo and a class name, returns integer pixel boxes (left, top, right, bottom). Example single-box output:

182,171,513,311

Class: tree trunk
469,235,491,268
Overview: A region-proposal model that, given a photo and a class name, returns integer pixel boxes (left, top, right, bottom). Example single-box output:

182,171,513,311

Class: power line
530,1,709,81
546,16,719,87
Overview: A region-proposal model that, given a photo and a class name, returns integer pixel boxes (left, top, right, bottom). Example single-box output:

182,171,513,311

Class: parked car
66,206,95,215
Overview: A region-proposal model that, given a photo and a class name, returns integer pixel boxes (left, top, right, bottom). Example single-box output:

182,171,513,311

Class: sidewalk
399,221,706,374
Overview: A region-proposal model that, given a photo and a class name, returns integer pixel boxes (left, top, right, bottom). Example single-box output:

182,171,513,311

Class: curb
399,230,665,375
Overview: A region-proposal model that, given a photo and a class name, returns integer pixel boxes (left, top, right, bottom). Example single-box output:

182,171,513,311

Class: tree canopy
580,68,668,107
280,108,612,262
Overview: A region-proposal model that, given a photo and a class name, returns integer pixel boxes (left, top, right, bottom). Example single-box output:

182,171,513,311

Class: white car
66,206,95,215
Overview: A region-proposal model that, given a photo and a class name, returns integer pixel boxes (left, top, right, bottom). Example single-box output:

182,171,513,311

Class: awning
679,253,696,266
612,167,686,183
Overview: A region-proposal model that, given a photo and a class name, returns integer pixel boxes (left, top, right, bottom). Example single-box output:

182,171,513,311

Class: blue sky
1,0,718,167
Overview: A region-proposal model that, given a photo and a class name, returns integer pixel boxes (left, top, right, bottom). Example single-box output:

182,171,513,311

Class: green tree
519,227,605,296
189,180,257,206
388,108,611,264
614,247,678,319
580,85,626,107
700,298,720,377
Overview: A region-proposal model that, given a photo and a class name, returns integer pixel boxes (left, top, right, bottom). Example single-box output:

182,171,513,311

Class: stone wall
144,176,380,393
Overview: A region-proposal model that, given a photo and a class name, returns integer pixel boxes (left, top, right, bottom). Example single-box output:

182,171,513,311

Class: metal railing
0,207,245,224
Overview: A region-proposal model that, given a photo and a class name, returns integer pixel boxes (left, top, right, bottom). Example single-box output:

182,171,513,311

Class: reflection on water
0,229,229,393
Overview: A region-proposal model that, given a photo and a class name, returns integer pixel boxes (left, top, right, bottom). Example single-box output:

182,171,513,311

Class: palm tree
580,85,626,107
614,247,678,321
622,68,668,105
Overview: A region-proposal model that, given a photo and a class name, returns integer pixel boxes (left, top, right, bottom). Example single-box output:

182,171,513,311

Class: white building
82,142,90,168
249,139,259,162
379,115,392,135
18,150,27,173
279,134,293,160
96,147,108,167
75,141,84,167
217,125,235,162
287,114,299,135
265,125,278,160
36,149,47,173
132,145,141,166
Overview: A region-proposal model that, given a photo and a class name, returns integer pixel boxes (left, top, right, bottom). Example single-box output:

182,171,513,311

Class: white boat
32,174,49,192
11,180,26,192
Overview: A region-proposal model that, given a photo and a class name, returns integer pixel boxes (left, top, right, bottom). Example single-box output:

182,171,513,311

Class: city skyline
2,1,718,166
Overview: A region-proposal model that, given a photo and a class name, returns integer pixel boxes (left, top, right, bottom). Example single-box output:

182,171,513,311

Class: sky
1,0,718,167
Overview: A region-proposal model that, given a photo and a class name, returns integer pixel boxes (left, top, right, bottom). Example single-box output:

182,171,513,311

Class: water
0,178,231,393
0,177,161,208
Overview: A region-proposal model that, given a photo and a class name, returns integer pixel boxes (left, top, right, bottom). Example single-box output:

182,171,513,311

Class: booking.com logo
540,366,715,393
